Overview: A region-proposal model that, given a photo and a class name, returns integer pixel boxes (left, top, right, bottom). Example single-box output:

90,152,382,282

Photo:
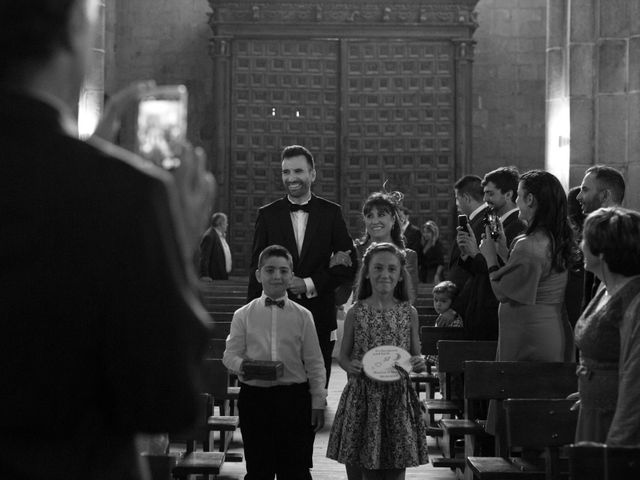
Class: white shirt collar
260,292,288,303
287,193,312,205
500,207,520,224
469,203,488,221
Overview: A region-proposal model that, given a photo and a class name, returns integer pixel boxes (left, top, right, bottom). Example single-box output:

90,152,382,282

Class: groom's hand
289,276,307,295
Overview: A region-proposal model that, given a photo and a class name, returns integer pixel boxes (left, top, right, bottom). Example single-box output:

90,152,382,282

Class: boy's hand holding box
242,360,285,381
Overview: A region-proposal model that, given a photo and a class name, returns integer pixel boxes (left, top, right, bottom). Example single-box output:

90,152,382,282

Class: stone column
567,0,596,185
545,0,570,188
78,0,106,138
453,39,475,180
209,35,231,201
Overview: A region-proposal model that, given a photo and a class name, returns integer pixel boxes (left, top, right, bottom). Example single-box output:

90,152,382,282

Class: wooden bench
167,395,227,479
568,443,640,480
412,326,468,403
209,311,235,322
464,399,577,480
209,321,232,339
202,360,240,455
206,338,227,359
172,451,225,479
429,340,497,469
424,337,493,427
462,361,577,480
418,314,438,328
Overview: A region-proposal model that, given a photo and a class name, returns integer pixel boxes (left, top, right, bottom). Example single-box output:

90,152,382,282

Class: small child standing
433,280,463,327
223,245,326,480
326,242,428,480
427,280,463,402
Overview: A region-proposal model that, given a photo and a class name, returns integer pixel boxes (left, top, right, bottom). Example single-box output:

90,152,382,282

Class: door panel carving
343,40,455,244
230,39,339,270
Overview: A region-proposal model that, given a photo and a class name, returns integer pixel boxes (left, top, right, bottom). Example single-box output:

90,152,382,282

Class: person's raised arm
91,81,156,143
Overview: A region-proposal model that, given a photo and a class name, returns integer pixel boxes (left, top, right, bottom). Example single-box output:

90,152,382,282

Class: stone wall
106,0,550,190
108,0,215,169
472,0,547,177
547,0,640,209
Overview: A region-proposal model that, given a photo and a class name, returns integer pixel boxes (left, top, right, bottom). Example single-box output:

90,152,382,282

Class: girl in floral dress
327,242,429,480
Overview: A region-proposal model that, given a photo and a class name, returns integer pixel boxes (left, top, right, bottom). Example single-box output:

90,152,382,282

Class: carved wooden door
343,40,455,246
229,39,340,271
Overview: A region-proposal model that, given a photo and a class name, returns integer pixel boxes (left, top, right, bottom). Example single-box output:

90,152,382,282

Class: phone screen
137,85,187,170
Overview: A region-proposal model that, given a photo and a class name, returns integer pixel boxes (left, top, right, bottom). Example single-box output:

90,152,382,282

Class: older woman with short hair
574,207,640,445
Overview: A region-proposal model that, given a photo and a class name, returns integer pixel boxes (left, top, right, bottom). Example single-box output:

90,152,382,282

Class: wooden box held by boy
243,360,284,380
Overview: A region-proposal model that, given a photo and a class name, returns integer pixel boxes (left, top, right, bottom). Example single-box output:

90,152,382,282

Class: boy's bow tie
265,297,285,308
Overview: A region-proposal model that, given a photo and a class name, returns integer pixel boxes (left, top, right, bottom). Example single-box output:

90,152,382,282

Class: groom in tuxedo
248,145,357,385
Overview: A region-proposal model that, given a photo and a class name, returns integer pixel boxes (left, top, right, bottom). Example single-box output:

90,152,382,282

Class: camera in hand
483,212,500,240
457,214,468,229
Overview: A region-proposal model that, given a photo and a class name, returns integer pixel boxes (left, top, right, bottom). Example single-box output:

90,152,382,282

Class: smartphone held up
136,85,187,170
457,214,468,231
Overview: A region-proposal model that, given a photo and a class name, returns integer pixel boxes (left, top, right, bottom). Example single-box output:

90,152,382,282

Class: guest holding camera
478,170,578,436
479,170,577,362
456,167,526,341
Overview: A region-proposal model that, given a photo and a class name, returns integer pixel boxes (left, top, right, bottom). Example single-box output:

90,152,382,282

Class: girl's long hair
355,242,411,301
520,170,579,272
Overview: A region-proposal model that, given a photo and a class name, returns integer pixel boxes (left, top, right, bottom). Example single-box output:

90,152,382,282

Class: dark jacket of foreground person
0,91,209,480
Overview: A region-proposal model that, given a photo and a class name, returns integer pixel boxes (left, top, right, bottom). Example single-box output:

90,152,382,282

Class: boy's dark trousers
239,382,315,480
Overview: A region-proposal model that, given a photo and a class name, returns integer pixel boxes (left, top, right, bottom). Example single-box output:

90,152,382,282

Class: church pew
418,314,438,328
462,361,577,480
169,394,226,479
428,340,497,469
568,443,640,480
209,321,232,339
206,338,227,360
202,359,240,455
414,326,468,404
464,398,577,480
208,311,236,321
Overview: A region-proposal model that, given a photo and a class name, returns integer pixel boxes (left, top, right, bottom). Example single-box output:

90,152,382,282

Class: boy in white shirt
223,244,327,480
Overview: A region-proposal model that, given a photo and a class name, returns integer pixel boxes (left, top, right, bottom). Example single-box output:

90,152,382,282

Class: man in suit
447,175,490,315
199,212,232,280
456,167,526,340
398,205,422,253
248,145,357,386
576,165,625,309
0,2,214,479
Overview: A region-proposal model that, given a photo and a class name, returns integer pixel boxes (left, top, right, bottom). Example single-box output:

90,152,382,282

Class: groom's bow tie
289,203,310,213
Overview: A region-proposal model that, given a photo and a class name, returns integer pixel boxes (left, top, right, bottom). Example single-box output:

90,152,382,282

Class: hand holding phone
136,85,187,170
457,214,468,231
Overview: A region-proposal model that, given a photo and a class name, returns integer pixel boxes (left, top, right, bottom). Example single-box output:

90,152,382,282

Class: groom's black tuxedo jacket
247,194,356,335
